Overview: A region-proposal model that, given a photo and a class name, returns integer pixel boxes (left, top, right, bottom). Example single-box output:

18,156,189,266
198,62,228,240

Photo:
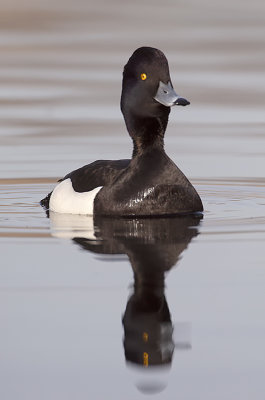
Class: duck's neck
124,113,170,158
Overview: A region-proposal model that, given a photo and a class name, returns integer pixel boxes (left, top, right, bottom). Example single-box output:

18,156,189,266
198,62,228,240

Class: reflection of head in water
50,213,201,393
75,216,200,369
117,216,199,370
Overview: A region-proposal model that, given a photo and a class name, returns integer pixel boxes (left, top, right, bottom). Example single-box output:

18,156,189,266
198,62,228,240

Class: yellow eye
143,352,149,367
143,332,148,342
141,73,147,80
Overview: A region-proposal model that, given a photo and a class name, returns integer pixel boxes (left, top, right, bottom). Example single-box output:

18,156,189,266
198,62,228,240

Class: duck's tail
40,192,52,210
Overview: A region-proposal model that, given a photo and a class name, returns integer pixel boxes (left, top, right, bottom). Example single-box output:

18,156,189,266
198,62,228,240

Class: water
0,0,265,398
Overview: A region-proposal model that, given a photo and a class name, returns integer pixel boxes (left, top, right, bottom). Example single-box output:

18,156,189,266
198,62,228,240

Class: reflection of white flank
49,178,102,215
49,211,99,240
129,187,155,207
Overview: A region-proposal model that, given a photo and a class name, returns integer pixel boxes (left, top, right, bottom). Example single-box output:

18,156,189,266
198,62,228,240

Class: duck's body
95,148,201,216
41,47,203,217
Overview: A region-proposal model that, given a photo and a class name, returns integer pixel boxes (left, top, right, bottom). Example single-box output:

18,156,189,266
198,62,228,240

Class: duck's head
121,47,190,122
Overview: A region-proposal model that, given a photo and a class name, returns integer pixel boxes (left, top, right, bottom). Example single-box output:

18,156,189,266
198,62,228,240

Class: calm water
1,0,265,399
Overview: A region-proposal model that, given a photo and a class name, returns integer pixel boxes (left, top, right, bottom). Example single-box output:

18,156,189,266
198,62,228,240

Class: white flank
49,178,103,215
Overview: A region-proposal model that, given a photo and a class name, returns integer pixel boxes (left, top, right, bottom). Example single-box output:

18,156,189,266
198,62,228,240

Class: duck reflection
50,213,201,391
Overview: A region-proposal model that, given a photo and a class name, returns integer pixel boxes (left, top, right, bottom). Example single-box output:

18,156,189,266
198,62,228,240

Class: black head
120,47,190,154
121,47,189,121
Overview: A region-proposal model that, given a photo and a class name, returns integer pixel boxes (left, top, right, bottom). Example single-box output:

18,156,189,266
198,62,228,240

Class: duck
41,47,203,217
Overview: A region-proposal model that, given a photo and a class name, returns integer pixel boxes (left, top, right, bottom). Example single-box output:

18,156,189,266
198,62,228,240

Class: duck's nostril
163,90,168,94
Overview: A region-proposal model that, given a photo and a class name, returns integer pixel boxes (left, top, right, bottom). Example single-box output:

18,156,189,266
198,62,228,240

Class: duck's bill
154,81,190,107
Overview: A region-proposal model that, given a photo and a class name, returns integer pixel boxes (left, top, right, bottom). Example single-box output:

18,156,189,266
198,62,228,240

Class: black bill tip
174,97,190,106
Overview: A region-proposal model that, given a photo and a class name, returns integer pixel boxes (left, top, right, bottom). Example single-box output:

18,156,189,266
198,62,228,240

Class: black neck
123,112,170,157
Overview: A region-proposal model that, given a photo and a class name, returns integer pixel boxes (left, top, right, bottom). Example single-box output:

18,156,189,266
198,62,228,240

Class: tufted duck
41,47,203,216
